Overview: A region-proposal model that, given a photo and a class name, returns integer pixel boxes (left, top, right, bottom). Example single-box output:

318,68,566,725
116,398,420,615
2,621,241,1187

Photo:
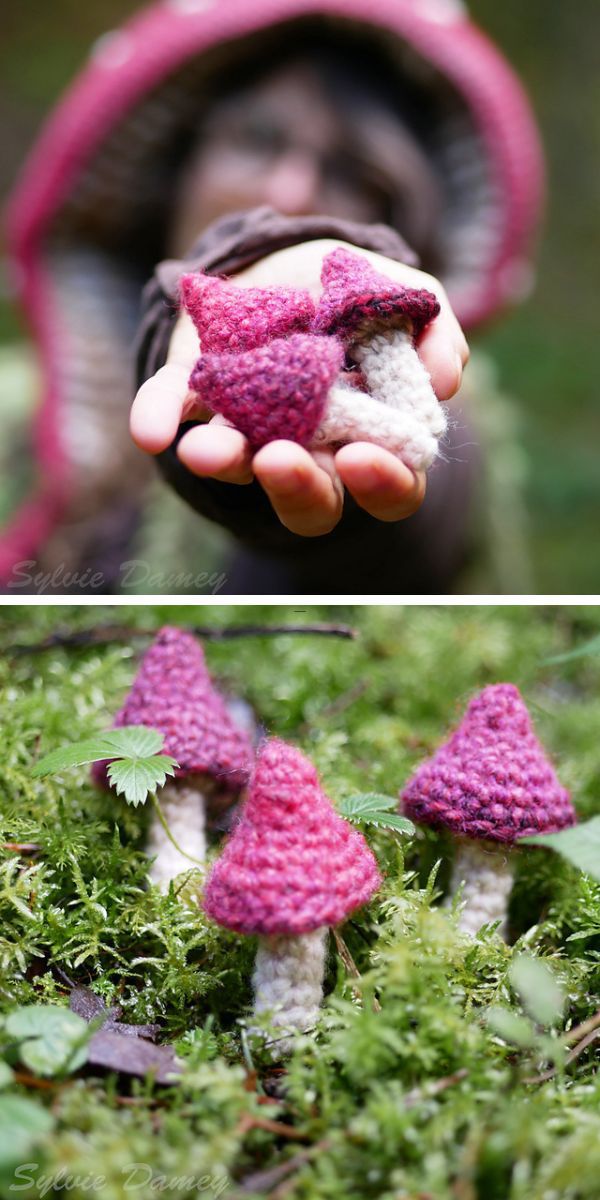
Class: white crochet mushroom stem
352,327,448,438
447,839,514,939
312,382,439,470
250,928,327,1055
146,780,207,892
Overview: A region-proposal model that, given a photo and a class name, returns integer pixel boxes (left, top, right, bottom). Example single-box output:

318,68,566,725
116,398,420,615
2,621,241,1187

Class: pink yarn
313,247,440,341
189,333,343,450
91,626,252,791
180,272,315,353
204,738,381,936
401,683,576,844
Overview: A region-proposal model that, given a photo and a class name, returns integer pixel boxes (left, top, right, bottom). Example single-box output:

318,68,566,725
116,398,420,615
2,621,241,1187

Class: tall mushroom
313,247,447,454
180,272,316,353
92,627,253,891
204,737,381,1053
401,684,576,938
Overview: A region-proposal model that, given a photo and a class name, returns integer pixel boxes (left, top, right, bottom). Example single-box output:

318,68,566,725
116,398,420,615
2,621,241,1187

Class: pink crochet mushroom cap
91,626,252,791
313,247,440,342
181,273,316,353
401,684,576,845
203,737,381,936
189,333,343,450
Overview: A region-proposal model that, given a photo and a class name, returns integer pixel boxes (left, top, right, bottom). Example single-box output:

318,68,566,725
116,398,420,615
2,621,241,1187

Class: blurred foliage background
1,0,598,593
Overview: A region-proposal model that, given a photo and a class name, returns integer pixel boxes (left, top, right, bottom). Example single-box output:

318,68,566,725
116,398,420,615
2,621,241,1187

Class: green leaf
487,1007,536,1048
521,817,600,883
339,793,399,817
5,1005,90,1076
360,812,416,834
97,726,165,759
0,1062,13,1089
107,755,178,807
32,726,166,778
0,1095,54,1169
542,633,600,666
509,955,565,1026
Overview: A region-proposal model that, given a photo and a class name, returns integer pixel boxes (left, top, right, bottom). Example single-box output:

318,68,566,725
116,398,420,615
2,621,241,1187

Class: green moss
1,604,600,1198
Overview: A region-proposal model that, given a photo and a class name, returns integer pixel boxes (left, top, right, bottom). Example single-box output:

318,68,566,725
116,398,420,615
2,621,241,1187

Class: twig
236,1113,312,1141
332,928,381,1013
237,1139,331,1195
2,842,41,854
562,1008,600,1046
403,1067,469,1109
524,1028,600,1085
10,623,356,655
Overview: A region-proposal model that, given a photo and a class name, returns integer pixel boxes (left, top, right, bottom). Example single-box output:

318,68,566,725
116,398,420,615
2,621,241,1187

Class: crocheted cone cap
91,626,252,791
313,248,440,342
401,684,576,845
180,273,316,353
204,737,381,936
189,333,343,450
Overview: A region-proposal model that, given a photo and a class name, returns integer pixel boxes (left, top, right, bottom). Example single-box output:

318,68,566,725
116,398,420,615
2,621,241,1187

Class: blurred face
169,61,440,257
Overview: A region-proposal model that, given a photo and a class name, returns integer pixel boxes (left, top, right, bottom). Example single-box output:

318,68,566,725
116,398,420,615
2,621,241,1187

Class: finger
416,303,470,402
177,419,254,484
130,363,192,454
253,440,343,536
335,442,426,521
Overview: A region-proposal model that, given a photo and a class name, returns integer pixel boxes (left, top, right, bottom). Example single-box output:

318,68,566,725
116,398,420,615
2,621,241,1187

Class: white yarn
447,839,513,938
352,327,447,438
251,928,327,1056
312,381,439,470
146,780,206,892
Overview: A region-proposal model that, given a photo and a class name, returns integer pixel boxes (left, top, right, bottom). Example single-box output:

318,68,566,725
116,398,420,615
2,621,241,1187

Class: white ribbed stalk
312,382,439,470
146,780,206,891
352,326,447,438
448,839,513,939
250,929,327,1056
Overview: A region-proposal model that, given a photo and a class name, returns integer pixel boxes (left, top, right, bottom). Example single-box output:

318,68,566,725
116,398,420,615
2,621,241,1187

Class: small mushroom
313,247,447,458
401,684,576,938
92,627,253,891
180,272,316,353
204,738,381,1055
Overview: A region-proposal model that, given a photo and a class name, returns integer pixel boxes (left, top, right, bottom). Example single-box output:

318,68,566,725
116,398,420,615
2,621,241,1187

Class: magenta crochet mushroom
180,272,316,353
92,627,253,891
204,737,381,1053
401,684,576,938
312,247,447,466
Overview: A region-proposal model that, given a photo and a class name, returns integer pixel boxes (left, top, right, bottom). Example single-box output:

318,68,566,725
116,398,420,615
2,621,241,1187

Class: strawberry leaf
107,755,178,807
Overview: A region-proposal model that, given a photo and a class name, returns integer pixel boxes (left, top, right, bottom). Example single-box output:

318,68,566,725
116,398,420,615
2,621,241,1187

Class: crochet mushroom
92,627,253,891
182,269,445,468
204,737,381,1054
313,247,447,451
401,684,576,938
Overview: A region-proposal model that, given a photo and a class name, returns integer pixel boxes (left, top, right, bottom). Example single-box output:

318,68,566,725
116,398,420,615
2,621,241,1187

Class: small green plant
522,816,600,882
487,954,566,1074
338,792,415,834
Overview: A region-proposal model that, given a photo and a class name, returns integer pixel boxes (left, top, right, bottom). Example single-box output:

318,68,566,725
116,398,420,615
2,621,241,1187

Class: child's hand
130,239,469,537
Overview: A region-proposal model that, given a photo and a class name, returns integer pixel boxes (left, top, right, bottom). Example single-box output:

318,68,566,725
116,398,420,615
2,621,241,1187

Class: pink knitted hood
401,683,576,844
2,0,544,580
92,626,253,791
204,737,381,935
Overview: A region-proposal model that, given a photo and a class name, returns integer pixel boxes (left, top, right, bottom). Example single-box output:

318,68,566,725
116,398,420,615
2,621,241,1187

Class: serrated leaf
521,817,600,883
107,755,178,807
361,812,416,834
32,738,125,777
339,793,400,817
0,1095,54,1169
509,955,565,1026
487,1006,536,1048
5,1005,90,1076
98,726,165,759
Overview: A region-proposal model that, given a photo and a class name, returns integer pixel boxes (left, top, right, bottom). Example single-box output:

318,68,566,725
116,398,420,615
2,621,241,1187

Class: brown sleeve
134,206,479,594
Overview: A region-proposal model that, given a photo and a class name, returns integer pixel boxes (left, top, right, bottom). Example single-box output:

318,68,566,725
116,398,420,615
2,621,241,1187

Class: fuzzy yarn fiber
401,683,576,844
204,737,381,936
190,334,343,450
313,247,440,341
91,626,252,790
181,272,315,353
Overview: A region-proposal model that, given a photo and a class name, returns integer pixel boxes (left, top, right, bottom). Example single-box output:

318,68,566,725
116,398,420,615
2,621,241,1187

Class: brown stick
10,623,356,655
524,1027,600,1085
332,928,381,1013
403,1067,469,1109
238,1139,331,1195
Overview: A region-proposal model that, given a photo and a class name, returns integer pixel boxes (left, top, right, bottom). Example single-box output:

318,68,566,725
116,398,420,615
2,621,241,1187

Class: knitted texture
204,738,381,936
251,929,327,1054
447,839,513,938
189,334,343,451
146,779,207,892
91,626,252,790
401,683,576,844
313,382,439,470
313,247,440,341
180,272,315,353
352,328,448,438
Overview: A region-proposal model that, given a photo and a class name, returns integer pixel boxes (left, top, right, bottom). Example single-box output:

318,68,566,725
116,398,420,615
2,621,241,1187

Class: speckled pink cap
401,683,576,845
92,626,253,791
181,272,316,353
204,737,381,935
313,247,440,341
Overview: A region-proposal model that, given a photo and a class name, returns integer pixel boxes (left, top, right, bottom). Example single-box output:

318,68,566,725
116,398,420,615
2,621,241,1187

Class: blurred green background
1,0,598,593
